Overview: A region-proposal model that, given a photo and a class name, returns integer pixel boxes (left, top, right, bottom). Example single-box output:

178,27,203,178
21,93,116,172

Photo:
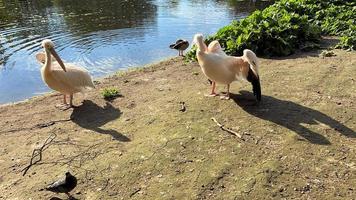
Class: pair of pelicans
37,34,260,109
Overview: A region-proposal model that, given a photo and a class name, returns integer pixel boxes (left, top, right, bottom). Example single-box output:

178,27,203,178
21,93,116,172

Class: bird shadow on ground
231,91,355,145
70,100,130,142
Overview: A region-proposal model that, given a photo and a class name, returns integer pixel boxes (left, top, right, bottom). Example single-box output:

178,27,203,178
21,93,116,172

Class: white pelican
36,39,95,109
193,34,261,101
169,39,189,56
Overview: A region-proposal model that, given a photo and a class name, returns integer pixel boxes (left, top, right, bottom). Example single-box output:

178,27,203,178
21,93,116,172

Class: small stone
279,186,285,192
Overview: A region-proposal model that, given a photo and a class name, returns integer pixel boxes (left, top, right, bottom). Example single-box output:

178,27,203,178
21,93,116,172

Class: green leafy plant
186,0,355,60
101,88,121,100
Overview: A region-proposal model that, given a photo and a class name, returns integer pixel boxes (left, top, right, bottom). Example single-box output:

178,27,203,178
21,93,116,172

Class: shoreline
0,56,176,107
0,35,340,107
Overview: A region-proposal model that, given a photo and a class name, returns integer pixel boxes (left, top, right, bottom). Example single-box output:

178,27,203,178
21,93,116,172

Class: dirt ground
0,46,355,199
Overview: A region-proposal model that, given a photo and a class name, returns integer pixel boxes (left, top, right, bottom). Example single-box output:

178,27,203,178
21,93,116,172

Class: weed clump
101,88,121,100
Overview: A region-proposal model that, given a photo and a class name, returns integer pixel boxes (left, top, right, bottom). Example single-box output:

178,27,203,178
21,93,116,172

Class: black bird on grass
169,39,189,56
45,172,77,197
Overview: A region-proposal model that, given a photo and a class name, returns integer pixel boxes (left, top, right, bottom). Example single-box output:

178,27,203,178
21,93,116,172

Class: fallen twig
102,178,110,190
130,188,141,197
36,118,72,128
255,136,262,145
35,121,55,128
211,117,243,139
21,133,57,176
0,118,71,134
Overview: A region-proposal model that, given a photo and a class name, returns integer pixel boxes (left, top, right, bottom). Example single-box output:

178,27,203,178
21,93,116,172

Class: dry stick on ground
211,117,243,139
21,132,57,176
130,188,142,197
0,118,71,134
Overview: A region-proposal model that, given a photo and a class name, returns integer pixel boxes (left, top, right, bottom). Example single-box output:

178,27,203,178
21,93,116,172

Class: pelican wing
51,63,95,92
207,40,226,55
198,52,238,84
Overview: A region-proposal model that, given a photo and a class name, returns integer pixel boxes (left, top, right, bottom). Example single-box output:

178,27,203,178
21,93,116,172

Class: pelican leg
69,94,73,107
205,81,218,97
63,94,67,104
220,84,230,100
55,94,71,110
66,192,73,199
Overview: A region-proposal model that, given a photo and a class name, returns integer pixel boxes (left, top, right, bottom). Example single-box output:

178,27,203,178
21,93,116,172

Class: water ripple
0,0,273,103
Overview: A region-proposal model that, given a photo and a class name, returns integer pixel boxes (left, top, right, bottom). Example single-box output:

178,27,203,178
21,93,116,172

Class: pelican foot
220,95,230,100
55,103,72,111
205,93,218,97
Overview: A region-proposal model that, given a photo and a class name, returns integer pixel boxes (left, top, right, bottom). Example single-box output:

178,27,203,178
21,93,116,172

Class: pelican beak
49,48,66,72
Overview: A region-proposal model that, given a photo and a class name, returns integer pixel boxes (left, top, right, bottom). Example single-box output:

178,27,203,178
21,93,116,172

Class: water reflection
0,0,272,103
57,0,157,32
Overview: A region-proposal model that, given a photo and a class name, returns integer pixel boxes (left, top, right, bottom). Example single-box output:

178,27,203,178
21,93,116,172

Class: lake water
0,0,272,104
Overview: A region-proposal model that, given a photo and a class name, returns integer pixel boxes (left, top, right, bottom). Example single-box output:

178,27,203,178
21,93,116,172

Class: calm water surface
0,0,272,104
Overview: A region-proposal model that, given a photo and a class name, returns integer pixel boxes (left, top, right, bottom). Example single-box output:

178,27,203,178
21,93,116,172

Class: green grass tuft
101,88,121,100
